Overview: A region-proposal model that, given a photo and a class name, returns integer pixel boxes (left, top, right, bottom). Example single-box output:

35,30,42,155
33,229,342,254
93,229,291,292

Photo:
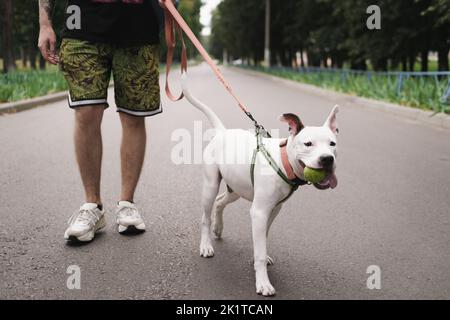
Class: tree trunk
390,60,399,71
322,55,328,68
39,55,46,70
293,51,298,68
401,57,407,71
29,46,38,70
331,56,337,68
270,53,277,67
420,50,428,72
280,50,289,67
332,55,343,69
21,47,28,68
308,51,321,67
350,59,367,70
222,48,228,66
253,51,259,67
28,36,38,69
288,50,293,68
437,47,449,72
1,0,16,73
408,53,416,71
373,58,388,71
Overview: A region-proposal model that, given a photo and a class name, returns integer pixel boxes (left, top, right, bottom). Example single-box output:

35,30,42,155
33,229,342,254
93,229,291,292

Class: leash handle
161,0,187,101
159,0,249,112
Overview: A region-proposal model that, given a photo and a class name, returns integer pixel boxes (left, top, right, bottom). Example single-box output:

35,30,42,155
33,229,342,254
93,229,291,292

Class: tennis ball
303,167,327,183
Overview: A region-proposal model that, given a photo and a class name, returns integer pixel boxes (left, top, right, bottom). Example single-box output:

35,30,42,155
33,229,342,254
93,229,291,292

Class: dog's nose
319,155,334,168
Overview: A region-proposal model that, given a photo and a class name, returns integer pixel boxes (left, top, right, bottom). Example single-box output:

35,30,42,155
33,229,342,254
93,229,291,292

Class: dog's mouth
313,171,338,190
298,160,338,189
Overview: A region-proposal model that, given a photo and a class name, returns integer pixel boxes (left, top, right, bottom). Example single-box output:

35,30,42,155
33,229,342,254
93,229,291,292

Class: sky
200,0,221,36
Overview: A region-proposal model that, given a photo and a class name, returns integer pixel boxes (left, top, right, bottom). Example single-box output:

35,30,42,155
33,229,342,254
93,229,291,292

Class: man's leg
74,106,104,205
64,105,106,242
119,113,146,202
60,39,111,242
113,44,160,233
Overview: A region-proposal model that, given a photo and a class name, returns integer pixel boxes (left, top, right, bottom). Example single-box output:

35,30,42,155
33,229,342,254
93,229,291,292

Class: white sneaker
64,203,106,242
116,201,146,233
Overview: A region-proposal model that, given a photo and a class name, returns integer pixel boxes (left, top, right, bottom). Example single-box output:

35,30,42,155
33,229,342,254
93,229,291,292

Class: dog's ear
324,105,339,135
279,113,304,136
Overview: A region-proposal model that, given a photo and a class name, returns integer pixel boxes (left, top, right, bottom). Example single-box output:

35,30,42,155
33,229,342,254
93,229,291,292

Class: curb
0,91,68,115
231,67,450,131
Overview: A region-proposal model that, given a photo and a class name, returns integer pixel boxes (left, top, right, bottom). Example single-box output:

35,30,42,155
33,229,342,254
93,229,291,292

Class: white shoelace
68,209,99,226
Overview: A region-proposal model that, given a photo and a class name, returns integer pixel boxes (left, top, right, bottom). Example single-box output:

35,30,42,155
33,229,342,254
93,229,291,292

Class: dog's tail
181,72,226,131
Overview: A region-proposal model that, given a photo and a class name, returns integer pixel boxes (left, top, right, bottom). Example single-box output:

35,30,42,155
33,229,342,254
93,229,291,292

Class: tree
13,0,39,69
160,0,203,62
210,0,450,71
178,0,202,59
1,0,16,73
210,0,265,66
427,0,450,71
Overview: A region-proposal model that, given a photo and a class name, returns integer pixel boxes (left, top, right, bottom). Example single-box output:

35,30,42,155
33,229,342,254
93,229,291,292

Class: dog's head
280,105,339,189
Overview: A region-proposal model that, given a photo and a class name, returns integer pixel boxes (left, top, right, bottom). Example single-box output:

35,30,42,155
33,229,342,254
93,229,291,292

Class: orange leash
160,0,187,101
159,0,257,119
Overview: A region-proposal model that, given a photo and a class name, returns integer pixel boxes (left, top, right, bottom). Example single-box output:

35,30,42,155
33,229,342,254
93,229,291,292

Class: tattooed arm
39,0,54,26
38,0,58,65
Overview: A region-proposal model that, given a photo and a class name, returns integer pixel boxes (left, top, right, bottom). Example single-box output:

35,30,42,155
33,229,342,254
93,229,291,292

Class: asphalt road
1,64,449,300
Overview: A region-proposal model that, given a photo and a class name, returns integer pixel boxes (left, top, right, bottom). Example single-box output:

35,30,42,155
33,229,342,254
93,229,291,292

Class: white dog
181,73,339,296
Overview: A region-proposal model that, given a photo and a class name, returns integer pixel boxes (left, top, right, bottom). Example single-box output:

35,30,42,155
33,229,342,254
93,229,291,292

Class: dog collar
280,140,308,186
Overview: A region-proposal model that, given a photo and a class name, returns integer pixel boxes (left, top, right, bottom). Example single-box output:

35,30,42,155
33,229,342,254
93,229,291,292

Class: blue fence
259,65,450,113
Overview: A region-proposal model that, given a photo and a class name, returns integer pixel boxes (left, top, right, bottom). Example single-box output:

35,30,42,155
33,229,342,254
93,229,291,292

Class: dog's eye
330,141,336,147
304,142,313,147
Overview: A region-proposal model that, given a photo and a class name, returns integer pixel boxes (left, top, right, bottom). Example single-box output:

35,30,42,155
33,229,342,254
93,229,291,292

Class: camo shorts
59,38,161,117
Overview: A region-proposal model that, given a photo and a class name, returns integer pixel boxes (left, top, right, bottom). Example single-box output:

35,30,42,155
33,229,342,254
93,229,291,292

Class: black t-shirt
62,0,161,46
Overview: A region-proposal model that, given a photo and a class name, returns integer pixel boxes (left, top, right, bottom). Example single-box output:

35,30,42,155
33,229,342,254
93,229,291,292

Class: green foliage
211,0,450,71
7,0,66,69
210,0,265,63
12,0,69,45
160,0,203,61
0,68,67,102
250,67,448,112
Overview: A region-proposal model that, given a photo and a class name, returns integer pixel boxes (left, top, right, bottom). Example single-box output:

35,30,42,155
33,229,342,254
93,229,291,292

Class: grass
247,66,449,113
1,59,447,113
0,66,67,103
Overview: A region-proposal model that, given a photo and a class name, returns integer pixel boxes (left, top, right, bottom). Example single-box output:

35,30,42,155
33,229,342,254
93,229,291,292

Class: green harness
248,127,308,206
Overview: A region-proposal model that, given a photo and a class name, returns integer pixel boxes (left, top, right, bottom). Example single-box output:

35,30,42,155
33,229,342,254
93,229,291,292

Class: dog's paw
266,255,274,266
256,281,276,297
213,221,223,239
199,242,214,258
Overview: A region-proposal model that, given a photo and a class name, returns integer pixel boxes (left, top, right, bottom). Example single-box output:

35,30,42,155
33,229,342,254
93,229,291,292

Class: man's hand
38,25,59,65
38,0,59,65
